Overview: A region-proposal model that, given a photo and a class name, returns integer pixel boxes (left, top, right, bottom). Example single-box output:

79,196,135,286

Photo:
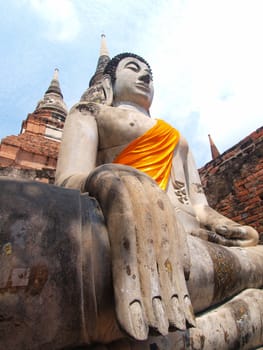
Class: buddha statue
54,52,263,349
1,47,262,350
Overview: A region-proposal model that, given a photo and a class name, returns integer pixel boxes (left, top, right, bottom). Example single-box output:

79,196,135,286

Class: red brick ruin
199,126,263,242
0,69,66,183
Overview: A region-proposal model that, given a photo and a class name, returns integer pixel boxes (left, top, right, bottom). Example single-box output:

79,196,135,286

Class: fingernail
169,296,186,330
184,295,196,327
152,297,169,335
129,301,148,340
217,226,227,234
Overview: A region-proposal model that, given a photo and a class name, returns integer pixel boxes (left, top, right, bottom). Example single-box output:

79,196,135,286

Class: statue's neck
113,101,151,118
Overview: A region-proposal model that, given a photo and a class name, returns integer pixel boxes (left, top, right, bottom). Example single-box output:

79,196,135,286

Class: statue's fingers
215,224,245,238
86,169,148,340
138,176,194,330
214,225,229,236
225,224,256,239
211,224,258,247
121,174,169,336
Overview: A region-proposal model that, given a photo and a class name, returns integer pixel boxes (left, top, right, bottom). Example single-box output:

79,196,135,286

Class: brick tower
0,69,67,182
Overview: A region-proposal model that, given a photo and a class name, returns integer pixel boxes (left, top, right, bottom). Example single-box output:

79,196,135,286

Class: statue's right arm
55,102,99,191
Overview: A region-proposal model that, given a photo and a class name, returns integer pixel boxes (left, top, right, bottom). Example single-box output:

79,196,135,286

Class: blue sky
0,0,262,167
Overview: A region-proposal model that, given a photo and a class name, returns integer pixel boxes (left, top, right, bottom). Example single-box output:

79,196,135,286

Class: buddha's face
113,57,154,111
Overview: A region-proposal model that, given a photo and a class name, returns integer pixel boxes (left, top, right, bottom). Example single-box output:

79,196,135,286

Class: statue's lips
135,83,151,92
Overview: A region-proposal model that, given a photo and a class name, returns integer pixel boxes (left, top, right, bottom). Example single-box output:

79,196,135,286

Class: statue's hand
193,206,259,247
85,164,195,341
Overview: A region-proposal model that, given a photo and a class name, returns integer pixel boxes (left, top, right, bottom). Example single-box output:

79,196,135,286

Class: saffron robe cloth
113,119,180,190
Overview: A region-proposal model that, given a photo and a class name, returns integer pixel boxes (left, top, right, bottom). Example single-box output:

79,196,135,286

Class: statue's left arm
184,143,259,246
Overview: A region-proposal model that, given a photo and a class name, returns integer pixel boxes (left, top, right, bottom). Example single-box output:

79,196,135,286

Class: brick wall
0,133,60,171
199,126,263,243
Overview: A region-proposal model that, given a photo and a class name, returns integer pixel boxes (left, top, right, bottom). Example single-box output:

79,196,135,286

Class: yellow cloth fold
113,119,180,190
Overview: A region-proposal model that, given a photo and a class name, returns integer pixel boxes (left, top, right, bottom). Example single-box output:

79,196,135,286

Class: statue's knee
85,164,128,189
85,163,157,194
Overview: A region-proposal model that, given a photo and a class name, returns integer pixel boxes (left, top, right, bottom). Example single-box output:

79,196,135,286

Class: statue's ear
101,74,113,106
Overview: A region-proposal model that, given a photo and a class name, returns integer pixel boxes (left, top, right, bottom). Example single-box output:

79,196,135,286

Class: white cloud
138,0,263,165
26,0,80,41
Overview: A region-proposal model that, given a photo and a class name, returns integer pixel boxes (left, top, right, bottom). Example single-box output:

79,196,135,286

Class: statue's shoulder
69,102,117,119
69,101,102,117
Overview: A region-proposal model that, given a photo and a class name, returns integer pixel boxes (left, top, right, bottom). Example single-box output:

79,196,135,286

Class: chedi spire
208,134,220,160
45,68,63,97
35,68,67,121
89,34,110,87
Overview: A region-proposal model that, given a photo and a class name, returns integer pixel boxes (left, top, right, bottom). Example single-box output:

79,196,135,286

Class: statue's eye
125,62,140,72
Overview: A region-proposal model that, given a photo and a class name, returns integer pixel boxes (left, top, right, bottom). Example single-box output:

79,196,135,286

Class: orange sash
113,119,180,190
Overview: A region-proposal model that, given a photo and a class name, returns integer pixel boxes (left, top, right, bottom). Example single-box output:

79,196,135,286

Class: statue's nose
139,74,151,84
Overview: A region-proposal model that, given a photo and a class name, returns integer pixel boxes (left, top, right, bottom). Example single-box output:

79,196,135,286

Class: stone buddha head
81,53,154,111
104,53,154,111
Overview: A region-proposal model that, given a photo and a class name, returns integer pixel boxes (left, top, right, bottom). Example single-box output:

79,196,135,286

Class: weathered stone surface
0,178,117,349
0,166,55,183
0,178,83,349
114,289,263,350
1,177,263,349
